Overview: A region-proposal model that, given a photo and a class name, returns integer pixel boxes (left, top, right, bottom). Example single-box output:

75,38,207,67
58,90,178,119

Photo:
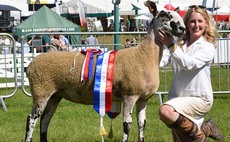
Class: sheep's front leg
136,100,148,142
122,95,139,142
25,103,46,142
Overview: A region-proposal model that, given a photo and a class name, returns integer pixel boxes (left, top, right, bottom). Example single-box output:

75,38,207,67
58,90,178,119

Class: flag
77,1,86,28
212,0,216,15
202,0,207,7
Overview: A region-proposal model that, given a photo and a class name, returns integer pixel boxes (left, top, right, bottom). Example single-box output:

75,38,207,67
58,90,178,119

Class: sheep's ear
157,10,171,20
157,11,168,18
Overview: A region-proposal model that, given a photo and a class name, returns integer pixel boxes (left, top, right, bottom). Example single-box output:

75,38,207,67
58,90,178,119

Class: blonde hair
179,6,217,46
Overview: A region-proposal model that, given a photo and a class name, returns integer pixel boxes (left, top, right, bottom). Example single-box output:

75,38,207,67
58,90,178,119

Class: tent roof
134,15,151,20
0,4,21,11
61,0,165,16
212,5,230,21
13,5,81,36
156,0,229,9
213,5,230,15
61,0,229,14
106,15,123,20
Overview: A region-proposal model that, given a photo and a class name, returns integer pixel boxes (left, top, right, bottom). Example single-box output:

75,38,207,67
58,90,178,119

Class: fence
0,33,17,111
0,31,230,111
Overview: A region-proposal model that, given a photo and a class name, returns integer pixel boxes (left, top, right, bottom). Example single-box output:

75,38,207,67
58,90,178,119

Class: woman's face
187,11,207,41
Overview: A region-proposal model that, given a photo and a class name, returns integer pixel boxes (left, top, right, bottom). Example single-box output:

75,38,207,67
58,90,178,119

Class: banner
28,0,50,4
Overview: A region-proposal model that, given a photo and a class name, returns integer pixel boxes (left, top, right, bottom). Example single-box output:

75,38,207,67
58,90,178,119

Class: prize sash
93,50,118,116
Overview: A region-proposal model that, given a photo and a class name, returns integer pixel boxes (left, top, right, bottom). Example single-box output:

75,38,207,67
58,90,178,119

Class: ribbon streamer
80,48,102,81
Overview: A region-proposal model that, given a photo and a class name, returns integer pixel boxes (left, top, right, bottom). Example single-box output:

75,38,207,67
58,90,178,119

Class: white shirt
0,37,12,54
23,42,30,53
160,37,215,102
14,41,30,54
85,35,98,45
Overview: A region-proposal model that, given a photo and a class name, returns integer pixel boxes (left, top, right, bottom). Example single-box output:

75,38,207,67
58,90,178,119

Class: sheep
24,10,185,142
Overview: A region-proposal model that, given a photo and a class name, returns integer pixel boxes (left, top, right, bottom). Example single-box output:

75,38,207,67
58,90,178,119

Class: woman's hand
158,29,174,47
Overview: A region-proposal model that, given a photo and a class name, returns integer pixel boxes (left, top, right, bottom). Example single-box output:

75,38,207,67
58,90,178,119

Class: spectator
85,35,99,48
108,23,114,31
22,38,30,53
59,34,69,47
11,35,29,54
0,36,12,54
130,37,137,46
51,31,71,51
27,29,52,53
227,32,230,38
124,39,131,48
27,35,42,53
12,35,21,53
127,18,131,31
41,28,52,52
140,24,147,39
120,22,126,32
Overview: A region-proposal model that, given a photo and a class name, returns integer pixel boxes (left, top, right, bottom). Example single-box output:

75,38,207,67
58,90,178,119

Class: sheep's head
149,10,186,38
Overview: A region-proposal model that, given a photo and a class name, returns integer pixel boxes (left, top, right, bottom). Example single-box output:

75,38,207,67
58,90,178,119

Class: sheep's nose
179,26,186,34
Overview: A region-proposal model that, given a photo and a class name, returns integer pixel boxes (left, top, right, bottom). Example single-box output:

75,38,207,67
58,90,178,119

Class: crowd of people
0,31,104,54
0,28,73,54
124,37,138,48
41,29,71,52
216,20,230,30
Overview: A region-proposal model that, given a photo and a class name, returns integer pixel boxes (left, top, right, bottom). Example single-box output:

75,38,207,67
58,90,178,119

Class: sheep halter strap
93,50,118,140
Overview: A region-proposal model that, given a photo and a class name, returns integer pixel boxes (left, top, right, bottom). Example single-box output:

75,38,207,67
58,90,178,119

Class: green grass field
0,66,230,142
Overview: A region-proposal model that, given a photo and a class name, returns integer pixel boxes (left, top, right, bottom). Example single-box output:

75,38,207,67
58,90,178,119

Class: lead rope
69,53,79,73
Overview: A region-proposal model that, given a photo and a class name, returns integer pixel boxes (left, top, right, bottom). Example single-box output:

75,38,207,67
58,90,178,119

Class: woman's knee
159,105,176,122
159,105,168,119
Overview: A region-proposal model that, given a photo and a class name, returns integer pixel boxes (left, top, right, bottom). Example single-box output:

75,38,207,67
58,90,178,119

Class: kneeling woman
158,5,224,142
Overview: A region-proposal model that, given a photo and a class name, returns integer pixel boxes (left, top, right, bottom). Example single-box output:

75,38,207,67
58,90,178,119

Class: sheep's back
27,44,160,102
27,51,96,89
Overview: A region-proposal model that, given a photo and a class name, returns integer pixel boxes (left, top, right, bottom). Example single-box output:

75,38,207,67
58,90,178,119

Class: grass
0,90,229,142
1,66,230,142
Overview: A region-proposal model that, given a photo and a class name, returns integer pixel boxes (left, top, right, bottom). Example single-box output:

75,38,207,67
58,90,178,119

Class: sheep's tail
69,52,80,73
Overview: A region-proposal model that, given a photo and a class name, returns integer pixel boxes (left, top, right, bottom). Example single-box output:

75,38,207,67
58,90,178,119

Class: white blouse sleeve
159,47,171,68
171,42,215,71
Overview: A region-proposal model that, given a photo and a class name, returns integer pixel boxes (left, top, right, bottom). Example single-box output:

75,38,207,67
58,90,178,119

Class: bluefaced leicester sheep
24,10,185,142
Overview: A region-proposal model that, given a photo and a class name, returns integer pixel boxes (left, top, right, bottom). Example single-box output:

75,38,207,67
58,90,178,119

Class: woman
51,32,70,51
158,5,224,142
